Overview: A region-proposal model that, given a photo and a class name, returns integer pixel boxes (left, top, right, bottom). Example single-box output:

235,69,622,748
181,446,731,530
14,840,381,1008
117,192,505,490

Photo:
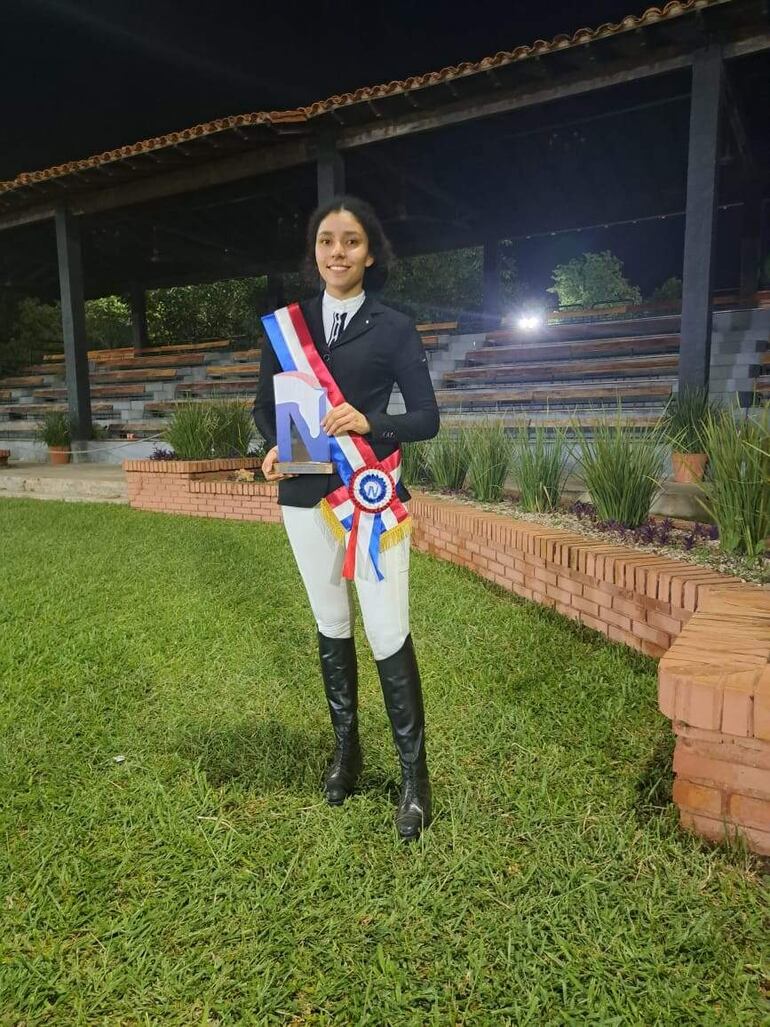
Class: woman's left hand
321,403,371,436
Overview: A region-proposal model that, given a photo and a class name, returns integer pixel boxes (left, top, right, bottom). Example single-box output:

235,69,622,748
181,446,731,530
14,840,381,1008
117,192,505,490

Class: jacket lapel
331,295,384,350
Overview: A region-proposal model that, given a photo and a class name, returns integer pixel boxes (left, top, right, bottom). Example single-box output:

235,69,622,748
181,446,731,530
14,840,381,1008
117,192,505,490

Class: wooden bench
89,368,178,385
417,321,458,333
434,380,674,409
506,414,664,429
0,402,115,418
88,347,135,363
89,354,207,371
144,398,252,416
206,363,260,378
486,314,681,345
466,334,680,365
444,353,679,386
40,339,233,365
175,379,259,396
135,339,231,356
19,362,66,375
42,348,134,363
102,420,170,436
231,348,262,361
0,375,46,388
37,384,148,400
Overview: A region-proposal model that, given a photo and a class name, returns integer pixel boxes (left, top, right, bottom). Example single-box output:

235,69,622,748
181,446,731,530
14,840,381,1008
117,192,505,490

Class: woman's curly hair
303,194,394,291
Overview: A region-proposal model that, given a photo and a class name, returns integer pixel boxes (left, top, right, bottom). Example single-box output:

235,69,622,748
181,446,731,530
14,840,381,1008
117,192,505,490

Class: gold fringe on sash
379,515,412,552
319,497,346,545
318,498,412,552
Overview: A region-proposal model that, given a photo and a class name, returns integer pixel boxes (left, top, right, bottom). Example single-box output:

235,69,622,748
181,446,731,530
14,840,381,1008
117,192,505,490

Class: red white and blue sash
261,303,411,581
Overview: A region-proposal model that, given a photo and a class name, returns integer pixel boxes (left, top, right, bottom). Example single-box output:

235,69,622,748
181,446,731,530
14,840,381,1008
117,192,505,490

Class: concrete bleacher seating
755,349,770,398
1,311,765,452
436,315,681,422
0,337,250,445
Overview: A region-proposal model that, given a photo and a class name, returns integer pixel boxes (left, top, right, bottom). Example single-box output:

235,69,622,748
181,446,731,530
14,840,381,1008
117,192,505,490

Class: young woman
252,195,440,841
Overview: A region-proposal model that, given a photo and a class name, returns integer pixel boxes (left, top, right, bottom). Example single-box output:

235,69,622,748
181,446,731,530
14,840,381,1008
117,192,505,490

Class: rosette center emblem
349,466,395,513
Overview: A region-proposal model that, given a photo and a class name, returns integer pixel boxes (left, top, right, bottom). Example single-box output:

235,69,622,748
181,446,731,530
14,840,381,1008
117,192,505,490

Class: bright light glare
516,313,543,331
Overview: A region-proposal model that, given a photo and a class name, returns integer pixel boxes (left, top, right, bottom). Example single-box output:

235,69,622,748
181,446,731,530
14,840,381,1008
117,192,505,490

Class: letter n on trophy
273,371,334,474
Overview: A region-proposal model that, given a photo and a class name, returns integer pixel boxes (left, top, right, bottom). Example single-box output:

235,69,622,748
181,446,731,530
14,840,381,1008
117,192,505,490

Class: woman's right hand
261,445,285,481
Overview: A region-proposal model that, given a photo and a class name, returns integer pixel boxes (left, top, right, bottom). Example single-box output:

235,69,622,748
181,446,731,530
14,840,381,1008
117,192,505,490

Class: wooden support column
55,207,92,442
739,178,762,300
482,237,501,328
680,47,724,391
129,282,149,349
316,134,345,205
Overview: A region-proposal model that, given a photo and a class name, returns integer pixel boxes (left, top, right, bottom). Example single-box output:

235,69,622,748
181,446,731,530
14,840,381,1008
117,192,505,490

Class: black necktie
328,311,347,348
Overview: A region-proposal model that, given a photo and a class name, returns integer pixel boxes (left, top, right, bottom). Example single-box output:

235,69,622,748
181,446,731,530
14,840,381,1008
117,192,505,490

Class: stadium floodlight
516,312,543,331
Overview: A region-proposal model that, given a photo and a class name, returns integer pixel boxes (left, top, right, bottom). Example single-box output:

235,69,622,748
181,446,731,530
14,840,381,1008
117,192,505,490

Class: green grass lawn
1,498,768,1025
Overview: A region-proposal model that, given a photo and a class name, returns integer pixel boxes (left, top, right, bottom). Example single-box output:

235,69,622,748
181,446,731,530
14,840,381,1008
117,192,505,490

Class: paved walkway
0,461,128,503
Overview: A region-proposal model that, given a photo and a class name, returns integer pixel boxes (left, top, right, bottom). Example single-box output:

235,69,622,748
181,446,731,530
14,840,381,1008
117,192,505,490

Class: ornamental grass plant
425,421,470,490
162,400,255,460
33,410,72,447
696,401,770,560
466,418,512,502
662,385,713,452
572,406,666,528
400,438,433,488
509,422,570,512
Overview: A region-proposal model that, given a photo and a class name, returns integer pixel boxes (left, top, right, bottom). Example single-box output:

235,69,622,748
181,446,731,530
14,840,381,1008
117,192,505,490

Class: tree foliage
146,277,268,345
383,242,521,322
547,250,641,309
650,276,682,303
0,240,526,372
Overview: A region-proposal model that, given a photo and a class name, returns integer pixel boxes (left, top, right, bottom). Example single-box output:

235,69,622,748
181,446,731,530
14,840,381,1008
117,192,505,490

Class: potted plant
34,411,73,464
662,386,712,483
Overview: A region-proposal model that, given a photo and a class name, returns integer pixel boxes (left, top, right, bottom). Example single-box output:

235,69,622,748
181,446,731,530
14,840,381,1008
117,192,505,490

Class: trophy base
275,461,334,475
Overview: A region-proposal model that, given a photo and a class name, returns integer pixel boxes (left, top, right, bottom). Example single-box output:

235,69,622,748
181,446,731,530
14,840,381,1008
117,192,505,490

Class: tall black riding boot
375,634,432,841
318,632,362,805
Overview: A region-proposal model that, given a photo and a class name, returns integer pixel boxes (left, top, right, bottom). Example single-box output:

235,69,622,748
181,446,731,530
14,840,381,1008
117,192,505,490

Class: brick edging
123,467,770,854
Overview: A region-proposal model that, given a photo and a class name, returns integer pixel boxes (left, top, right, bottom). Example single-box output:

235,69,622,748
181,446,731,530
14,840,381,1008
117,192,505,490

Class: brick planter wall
123,464,770,855
123,457,281,523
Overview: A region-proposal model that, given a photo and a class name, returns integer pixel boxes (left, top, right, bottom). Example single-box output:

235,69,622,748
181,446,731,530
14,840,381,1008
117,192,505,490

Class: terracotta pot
672,450,707,484
0,449,9,467
48,446,71,465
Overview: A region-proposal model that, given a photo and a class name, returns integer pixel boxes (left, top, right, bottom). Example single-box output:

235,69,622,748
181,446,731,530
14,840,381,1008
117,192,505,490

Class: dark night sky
2,0,648,178
1,1,761,297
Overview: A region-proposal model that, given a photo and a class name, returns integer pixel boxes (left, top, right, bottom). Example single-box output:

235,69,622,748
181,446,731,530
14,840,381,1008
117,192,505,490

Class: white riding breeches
281,504,411,661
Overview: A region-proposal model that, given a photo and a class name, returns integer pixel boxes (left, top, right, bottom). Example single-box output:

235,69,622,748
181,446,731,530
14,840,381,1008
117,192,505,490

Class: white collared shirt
322,289,366,346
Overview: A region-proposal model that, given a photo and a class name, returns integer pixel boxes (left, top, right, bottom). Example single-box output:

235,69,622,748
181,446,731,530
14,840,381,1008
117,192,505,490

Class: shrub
400,439,433,488
162,400,255,460
696,402,770,560
572,408,666,528
426,422,470,490
510,423,570,512
650,276,683,303
662,385,714,453
466,419,512,502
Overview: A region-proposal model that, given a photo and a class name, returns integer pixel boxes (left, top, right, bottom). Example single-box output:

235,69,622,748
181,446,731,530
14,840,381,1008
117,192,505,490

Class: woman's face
315,209,374,299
